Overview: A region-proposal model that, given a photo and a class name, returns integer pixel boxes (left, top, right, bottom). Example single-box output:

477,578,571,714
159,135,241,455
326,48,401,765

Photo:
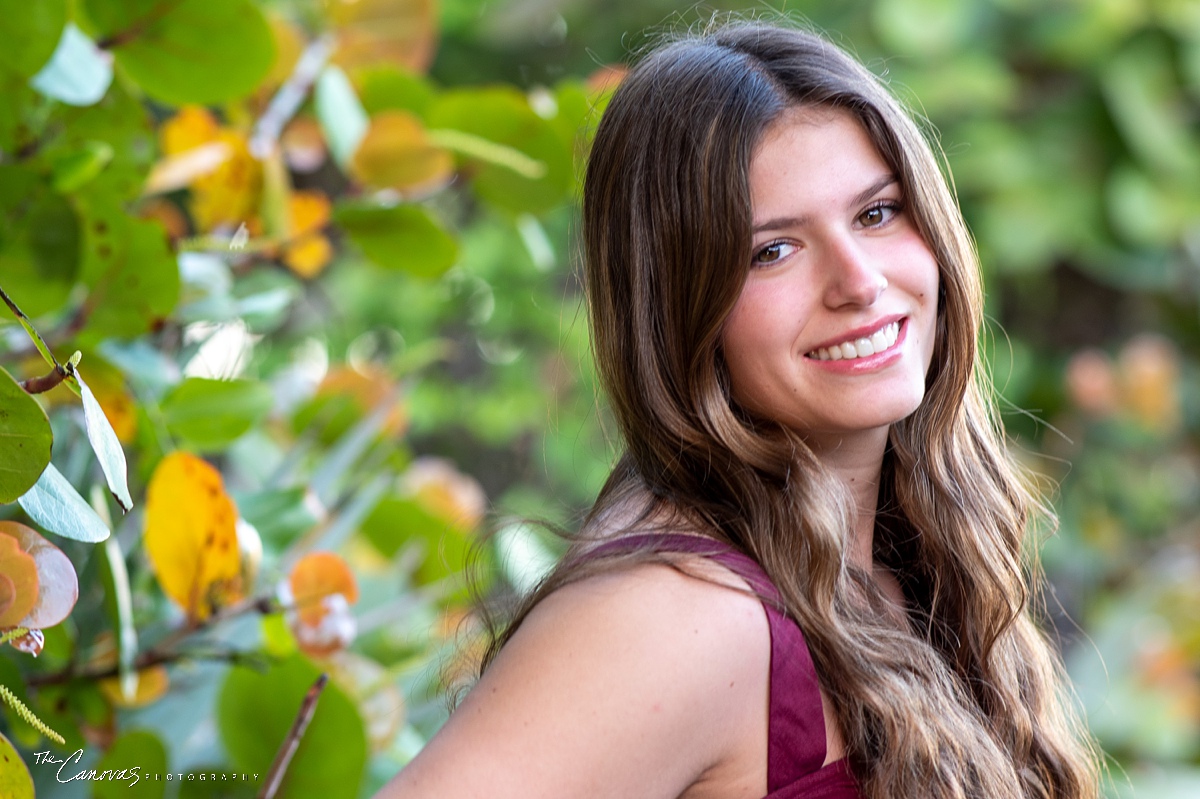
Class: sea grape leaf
74,367,133,512
0,521,79,629
334,202,457,278
0,366,52,503
17,462,110,543
218,654,367,799
427,87,573,214
143,452,242,620
160,378,273,452
29,23,111,106
83,0,274,105
0,732,34,799
92,729,167,799
0,0,67,78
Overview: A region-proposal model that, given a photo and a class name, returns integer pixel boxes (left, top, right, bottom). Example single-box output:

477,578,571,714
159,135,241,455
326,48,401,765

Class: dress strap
576,533,830,788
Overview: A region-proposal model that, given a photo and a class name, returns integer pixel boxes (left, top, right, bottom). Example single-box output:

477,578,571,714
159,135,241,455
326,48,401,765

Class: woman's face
721,106,940,454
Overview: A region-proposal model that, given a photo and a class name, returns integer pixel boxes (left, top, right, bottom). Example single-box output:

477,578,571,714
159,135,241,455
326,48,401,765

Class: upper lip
805,314,907,353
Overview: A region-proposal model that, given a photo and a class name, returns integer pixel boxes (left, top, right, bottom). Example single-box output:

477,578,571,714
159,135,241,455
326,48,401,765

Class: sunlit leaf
190,130,263,233
49,140,114,193
84,0,274,106
0,732,34,799
0,366,52,503
334,202,457,278
17,463,110,543
161,378,273,452
29,23,111,106
0,521,79,629
219,655,367,799
73,368,132,512
0,0,66,78
160,106,222,157
325,0,437,73
350,111,453,195
144,452,242,620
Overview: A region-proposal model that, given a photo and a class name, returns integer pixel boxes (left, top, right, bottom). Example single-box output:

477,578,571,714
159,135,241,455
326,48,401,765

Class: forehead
750,107,891,218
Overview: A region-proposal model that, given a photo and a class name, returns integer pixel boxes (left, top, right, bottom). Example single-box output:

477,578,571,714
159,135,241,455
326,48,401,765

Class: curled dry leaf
0,521,79,631
144,452,243,620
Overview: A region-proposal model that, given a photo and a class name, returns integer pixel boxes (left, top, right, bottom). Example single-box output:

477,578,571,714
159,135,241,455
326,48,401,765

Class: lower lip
805,319,908,374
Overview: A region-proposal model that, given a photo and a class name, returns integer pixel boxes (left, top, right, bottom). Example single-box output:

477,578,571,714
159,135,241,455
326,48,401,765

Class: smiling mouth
806,320,902,361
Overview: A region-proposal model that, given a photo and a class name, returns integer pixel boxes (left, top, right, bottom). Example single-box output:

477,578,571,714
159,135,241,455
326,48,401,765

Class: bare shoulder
379,557,770,799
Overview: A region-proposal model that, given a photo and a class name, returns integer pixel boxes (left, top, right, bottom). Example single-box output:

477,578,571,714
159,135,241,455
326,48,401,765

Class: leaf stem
0,283,61,372
257,674,328,799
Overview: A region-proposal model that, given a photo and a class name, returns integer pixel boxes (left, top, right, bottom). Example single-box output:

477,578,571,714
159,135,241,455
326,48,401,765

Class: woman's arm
374,562,771,799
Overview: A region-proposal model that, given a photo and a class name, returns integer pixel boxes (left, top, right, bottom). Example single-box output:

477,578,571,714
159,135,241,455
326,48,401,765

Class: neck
806,428,888,573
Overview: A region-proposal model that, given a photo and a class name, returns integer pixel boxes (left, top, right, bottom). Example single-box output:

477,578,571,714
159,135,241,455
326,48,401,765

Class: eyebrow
751,174,899,235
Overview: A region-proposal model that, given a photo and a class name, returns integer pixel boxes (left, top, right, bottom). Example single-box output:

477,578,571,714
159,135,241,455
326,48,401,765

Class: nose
820,234,887,308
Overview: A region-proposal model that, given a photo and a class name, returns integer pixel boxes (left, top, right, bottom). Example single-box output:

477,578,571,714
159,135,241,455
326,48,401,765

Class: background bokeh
0,0,1197,797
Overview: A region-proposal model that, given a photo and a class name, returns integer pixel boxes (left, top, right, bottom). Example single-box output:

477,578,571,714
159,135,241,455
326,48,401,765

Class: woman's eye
752,241,793,266
858,202,901,228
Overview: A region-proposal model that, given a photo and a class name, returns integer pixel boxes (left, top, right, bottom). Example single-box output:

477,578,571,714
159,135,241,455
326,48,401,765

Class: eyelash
750,199,905,268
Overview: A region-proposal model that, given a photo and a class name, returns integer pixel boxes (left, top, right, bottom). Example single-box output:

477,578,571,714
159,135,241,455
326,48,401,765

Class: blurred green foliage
0,0,1196,797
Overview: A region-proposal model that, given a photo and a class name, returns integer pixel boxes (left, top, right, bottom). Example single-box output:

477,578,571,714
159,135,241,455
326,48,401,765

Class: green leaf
74,199,180,340
218,655,367,799
93,729,167,799
29,23,112,106
0,731,34,799
231,487,318,549
358,65,436,119
360,495,480,595
161,378,273,452
871,0,976,59
334,203,458,278
84,0,274,105
0,0,67,78
16,461,110,542
0,187,82,317
51,139,114,193
315,65,369,167
428,87,573,214
0,366,52,503
74,368,133,512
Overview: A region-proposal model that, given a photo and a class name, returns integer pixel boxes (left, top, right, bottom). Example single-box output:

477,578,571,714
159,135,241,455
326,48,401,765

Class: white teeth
808,321,901,362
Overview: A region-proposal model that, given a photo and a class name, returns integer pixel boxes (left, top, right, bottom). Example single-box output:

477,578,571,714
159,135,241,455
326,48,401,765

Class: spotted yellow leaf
144,452,242,620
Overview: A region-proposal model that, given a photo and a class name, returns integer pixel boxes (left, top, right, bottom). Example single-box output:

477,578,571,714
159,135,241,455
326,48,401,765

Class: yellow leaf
144,453,243,620
350,111,453,195
99,666,169,708
191,130,263,233
160,106,220,156
283,190,334,278
325,0,437,73
289,551,358,627
144,141,232,196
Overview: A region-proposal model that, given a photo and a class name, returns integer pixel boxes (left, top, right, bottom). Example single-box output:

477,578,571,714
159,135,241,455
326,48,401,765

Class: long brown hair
485,22,1099,799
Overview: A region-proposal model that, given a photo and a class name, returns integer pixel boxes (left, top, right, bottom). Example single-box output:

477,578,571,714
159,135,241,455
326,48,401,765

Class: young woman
379,23,1100,799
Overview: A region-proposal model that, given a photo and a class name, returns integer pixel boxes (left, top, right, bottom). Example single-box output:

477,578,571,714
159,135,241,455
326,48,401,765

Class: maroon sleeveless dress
584,533,864,799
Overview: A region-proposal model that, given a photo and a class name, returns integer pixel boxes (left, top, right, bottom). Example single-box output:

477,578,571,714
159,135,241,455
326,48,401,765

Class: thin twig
258,674,328,799
18,366,69,394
